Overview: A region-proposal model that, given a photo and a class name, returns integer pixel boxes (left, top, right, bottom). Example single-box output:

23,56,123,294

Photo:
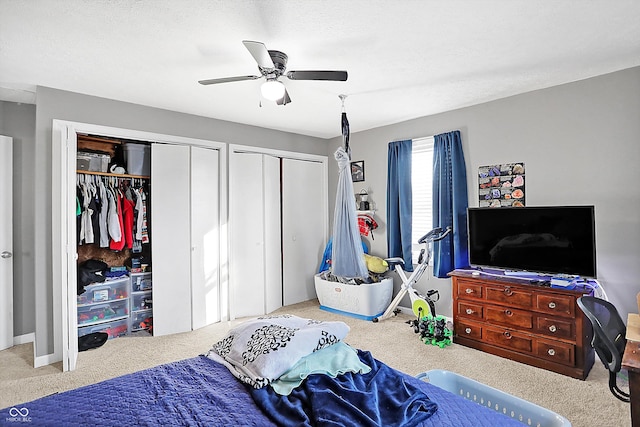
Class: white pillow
206,314,350,388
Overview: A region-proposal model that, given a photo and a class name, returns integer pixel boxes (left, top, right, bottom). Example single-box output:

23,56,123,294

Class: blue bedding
0,356,276,427
251,349,522,427
1,354,523,427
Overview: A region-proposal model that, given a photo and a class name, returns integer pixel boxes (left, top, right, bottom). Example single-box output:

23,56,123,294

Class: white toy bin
314,274,393,321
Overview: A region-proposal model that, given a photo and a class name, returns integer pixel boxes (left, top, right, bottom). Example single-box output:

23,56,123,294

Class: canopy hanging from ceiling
330,104,368,278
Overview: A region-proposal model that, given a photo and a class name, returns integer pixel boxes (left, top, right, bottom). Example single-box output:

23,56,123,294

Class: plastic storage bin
131,272,152,292
314,274,393,321
77,277,129,305
123,143,150,176
78,318,129,339
416,370,571,427
77,299,129,326
131,291,153,311
131,309,153,331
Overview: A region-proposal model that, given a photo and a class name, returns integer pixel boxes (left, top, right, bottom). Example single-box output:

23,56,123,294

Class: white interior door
230,152,267,317
190,146,220,329
0,136,13,351
151,143,192,336
282,159,325,305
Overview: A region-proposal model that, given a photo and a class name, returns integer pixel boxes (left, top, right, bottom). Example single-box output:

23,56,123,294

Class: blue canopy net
330,110,368,279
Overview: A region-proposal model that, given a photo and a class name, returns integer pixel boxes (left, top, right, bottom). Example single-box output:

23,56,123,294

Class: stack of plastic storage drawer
77,277,130,339
130,272,152,333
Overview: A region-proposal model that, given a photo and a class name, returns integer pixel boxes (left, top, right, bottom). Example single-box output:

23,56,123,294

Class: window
411,136,434,263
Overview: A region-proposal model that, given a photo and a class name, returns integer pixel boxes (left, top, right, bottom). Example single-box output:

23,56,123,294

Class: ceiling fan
198,40,348,105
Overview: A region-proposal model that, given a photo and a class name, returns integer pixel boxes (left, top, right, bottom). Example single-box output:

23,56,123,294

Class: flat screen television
467,206,596,277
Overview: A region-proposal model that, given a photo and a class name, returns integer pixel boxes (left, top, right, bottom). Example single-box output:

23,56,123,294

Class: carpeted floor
0,299,631,426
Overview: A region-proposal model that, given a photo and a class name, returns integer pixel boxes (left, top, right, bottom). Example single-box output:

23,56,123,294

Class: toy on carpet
407,314,452,348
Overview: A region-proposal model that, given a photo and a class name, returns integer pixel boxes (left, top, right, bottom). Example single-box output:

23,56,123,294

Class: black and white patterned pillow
206,315,349,388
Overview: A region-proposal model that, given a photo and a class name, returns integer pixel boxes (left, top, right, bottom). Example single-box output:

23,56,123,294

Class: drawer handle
466,308,474,315
549,325,557,333
548,302,556,309
465,327,472,334
548,349,556,356
504,309,512,316
503,331,512,339
503,287,513,296
465,288,474,294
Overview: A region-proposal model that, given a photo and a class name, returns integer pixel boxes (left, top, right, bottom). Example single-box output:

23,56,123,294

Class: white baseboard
13,332,34,345
34,352,60,368
13,333,60,368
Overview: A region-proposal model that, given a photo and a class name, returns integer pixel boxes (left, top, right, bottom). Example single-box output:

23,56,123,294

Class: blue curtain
387,140,413,271
432,130,469,277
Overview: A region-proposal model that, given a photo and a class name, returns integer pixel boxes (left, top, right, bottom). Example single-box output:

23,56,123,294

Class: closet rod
77,170,150,180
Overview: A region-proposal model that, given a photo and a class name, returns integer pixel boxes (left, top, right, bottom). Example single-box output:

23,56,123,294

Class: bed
1,315,529,427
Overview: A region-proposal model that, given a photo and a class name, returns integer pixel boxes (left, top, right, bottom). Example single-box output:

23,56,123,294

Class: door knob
1,251,12,259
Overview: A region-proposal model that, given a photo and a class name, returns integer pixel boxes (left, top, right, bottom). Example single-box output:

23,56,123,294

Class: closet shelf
77,170,150,179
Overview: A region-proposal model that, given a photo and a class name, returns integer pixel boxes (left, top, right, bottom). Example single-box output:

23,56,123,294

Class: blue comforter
1,353,524,427
250,349,438,427
0,356,276,427
250,349,523,427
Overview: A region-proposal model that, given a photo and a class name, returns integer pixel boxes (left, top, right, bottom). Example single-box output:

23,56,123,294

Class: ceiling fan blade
242,40,275,70
285,70,348,81
276,88,292,105
198,75,261,85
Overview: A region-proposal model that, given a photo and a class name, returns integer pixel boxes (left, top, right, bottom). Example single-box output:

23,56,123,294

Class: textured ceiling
1,0,639,139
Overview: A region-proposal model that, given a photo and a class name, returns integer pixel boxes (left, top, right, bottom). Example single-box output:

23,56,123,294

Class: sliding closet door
151,144,192,336
282,159,326,305
190,146,220,329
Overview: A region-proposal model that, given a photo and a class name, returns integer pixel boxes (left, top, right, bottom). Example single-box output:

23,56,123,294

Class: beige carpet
0,299,630,427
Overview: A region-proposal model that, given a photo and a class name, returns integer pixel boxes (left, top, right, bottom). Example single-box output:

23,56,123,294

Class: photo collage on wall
478,163,525,207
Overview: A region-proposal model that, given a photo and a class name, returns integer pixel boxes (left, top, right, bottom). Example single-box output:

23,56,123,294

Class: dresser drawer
485,306,533,329
536,293,575,317
484,326,533,353
456,280,483,300
450,272,594,379
486,285,533,309
457,301,484,320
535,316,574,340
455,319,483,340
535,338,575,366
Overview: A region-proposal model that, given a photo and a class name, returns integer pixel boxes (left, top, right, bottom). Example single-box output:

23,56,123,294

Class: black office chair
577,296,630,402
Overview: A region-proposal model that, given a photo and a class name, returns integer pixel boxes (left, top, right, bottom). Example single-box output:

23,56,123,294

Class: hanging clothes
98,180,110,248
109,188,125,251
122,196,135,250
139,187,150,244
76,173,150,250
80,181,95,245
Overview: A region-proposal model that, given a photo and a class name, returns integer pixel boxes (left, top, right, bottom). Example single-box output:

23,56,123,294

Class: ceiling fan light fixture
261,79,285,101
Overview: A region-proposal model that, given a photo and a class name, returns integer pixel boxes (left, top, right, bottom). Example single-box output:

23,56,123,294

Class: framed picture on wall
351,160,365,182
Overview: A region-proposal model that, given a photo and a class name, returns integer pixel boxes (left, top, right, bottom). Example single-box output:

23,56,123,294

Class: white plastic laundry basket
416,370,571,427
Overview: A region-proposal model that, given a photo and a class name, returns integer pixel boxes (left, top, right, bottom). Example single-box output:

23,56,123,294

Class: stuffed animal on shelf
363,254,388,274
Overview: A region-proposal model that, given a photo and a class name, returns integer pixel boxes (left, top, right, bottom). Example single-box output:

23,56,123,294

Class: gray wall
31,87,327,356
328,66,640,322
0,102,36,336
11,65,640,358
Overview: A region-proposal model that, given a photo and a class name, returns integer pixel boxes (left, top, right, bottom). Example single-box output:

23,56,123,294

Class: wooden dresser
450,270,595,379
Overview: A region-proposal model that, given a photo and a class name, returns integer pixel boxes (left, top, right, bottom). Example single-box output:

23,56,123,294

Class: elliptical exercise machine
373,226,452,323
